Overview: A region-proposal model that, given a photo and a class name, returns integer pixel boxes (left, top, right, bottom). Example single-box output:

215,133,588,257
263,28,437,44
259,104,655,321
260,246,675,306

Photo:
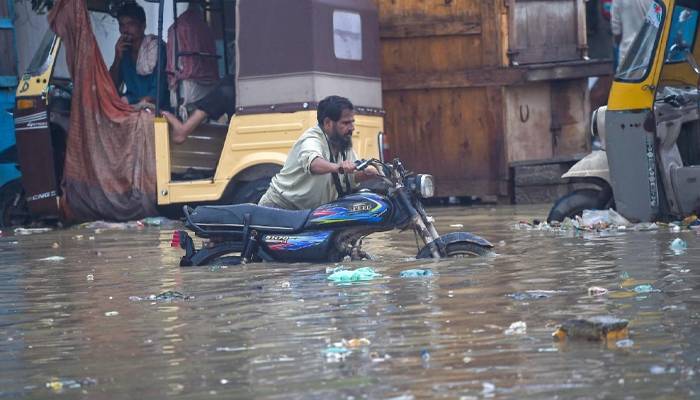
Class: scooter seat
187,203,312,232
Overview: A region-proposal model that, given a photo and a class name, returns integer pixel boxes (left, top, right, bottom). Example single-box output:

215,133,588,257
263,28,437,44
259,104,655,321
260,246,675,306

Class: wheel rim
448,250,481,258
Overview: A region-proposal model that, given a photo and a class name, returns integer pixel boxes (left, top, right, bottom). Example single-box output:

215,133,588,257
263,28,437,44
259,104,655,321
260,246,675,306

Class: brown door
508,0,587,65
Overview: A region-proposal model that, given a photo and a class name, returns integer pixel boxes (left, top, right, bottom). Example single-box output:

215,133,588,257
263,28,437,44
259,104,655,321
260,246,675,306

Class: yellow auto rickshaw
5,0,386,225
549,0,700,222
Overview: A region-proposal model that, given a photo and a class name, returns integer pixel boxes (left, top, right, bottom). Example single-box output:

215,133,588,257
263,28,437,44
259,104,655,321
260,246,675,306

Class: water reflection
0,205,698,398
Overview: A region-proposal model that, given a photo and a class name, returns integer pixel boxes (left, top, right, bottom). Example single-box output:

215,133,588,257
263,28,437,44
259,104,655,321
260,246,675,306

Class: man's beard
329,130,353,152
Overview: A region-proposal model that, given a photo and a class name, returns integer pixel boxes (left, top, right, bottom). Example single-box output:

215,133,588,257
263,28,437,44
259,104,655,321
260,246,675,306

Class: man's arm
310,157,355,175
610,0,622,45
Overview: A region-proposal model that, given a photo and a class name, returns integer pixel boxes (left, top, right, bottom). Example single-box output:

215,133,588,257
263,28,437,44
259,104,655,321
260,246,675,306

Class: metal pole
155,0,165,114
219,0,228,76
172,0,179,108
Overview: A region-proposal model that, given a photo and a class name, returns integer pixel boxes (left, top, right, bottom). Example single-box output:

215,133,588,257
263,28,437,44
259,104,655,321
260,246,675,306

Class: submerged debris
129,290,193,302
552,316,629,342
508,290,559,301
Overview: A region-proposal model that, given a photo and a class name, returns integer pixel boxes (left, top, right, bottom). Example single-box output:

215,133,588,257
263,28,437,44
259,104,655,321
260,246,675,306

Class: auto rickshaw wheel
0,179,30,228
547,187,613,223
229,177,272,205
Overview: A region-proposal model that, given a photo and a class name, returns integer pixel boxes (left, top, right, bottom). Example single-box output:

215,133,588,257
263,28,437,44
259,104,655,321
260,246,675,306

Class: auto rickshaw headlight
16,99,36,111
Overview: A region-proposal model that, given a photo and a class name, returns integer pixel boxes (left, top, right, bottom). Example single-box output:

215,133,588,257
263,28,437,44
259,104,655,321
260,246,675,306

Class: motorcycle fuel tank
305,193,392,228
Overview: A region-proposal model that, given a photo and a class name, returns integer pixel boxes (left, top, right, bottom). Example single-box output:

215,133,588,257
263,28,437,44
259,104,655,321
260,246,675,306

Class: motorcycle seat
188,203,312,232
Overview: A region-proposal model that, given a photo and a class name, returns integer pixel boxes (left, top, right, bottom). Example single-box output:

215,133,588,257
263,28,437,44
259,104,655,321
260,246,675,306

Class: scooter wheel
547,188,612,223
0,179,29,228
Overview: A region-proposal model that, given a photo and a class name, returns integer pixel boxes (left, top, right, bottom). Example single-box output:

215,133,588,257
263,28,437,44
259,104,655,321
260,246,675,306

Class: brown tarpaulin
48,0,158,222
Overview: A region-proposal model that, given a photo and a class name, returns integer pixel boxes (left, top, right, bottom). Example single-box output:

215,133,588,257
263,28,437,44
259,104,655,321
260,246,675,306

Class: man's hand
337,160,356,174
114,35,131,61
354,165,379,182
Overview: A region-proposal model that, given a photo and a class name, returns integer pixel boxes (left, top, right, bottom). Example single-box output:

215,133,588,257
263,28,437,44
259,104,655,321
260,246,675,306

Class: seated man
166,2,219,112
258,95,378,210
161,75,235,144
109,2,168,110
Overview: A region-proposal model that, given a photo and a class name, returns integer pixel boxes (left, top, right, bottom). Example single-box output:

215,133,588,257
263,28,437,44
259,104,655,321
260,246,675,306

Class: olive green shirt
261,125,357,210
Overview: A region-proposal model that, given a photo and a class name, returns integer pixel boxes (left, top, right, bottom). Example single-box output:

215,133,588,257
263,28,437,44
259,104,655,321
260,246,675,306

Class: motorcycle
172,158,493,266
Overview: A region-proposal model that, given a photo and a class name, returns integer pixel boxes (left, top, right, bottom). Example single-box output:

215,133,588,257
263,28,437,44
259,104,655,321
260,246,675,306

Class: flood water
0,204,698,399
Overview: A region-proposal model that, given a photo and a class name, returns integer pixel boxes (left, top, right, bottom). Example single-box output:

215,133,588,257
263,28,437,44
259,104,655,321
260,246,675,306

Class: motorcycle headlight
418,174,434,198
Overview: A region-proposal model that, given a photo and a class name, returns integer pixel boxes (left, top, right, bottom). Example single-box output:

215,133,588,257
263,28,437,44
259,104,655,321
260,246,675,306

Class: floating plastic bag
327,267,381,283
581,209,630,228
670,238,687,253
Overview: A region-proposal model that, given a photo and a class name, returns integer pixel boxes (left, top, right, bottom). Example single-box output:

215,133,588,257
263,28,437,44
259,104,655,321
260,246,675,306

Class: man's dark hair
317,96,354,126
117,1,146,24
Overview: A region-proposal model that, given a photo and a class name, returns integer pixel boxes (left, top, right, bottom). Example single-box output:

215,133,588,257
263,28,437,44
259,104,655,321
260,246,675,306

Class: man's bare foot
161,111,188,144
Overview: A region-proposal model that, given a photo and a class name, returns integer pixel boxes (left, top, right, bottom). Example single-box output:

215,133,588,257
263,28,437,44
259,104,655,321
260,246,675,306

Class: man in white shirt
611,0,654,64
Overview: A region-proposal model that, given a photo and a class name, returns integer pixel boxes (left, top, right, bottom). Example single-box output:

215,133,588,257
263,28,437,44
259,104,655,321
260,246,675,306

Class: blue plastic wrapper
327,267,381,283
399,269,433,278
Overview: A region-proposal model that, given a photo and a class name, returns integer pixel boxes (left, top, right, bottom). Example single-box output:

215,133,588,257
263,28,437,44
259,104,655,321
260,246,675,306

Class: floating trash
615,339,634,348
482,382,496,396
504,321,527,335
46,377,97,392
633,284,658,293
369,351,390,363
38,256,65,262
14,227,52,235
587,286,608,296
327,267,381,283
581,209,630,229
650,365,666,375
324,345,350,363
346,338,371,348
104,311,119,317
450,224,464,228
420,349,430,362
399,269,433,278
552,316,628,341
86,274,94,281
670,238,687,253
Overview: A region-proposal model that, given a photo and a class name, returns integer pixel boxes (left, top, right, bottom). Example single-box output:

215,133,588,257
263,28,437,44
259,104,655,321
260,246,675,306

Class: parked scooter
173,158,493,266
549,1,700,223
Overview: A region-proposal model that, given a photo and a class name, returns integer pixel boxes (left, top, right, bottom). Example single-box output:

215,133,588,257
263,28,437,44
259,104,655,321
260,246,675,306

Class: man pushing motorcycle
258,95,379,210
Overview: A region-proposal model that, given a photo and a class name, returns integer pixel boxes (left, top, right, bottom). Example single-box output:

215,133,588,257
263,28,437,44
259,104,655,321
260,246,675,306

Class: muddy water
0,205,698,399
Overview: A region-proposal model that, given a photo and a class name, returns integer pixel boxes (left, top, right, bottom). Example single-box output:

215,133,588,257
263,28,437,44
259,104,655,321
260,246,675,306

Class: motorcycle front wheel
417,241,492,259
